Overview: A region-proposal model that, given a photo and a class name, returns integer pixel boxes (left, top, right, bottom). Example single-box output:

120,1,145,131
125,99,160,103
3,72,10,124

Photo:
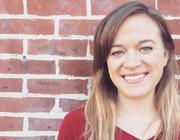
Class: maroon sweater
57,108,178,140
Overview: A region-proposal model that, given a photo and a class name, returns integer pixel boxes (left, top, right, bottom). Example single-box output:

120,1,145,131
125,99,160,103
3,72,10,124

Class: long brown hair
84,1,180,140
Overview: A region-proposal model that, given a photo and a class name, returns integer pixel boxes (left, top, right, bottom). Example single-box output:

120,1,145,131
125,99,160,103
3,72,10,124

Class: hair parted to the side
84,1,180,140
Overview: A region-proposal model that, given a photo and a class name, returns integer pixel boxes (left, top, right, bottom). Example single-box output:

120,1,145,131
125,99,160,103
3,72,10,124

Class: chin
119,88,153,99
124,93,149,99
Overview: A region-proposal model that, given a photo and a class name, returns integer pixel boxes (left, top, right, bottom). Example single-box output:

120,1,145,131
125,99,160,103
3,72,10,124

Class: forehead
113,14,161,45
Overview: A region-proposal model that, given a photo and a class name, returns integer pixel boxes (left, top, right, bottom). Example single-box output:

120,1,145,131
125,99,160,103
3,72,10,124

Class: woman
58,1,180,140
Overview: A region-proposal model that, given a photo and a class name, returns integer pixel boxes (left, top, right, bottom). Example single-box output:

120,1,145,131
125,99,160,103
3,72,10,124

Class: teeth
124,74,145,81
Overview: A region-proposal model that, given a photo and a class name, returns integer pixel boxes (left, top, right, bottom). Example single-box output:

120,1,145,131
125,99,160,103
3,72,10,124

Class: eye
139,46,153,53
111,50,124,57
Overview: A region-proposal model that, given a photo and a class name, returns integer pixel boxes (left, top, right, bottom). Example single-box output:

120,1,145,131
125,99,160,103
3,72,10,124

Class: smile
122,72,148,83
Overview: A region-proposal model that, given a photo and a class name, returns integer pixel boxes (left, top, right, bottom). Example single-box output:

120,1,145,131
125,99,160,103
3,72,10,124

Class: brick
59,20,99,36
0,59,55,74
28,39,87,56
0,78,22,92
91,0,155,15
158,0,180,16
59,99,86,112
0,59,22,74
0,39,23,54
0,19,54,35
29,118,61,131
174,39,180,55
0,117,23,131
23,60,55,74
0,137,54,140
89,40,94,56
28,79,88,94
0,0,23,14
27,0,86,16
167,20,180,35
59,60,93,76
0,98,54,112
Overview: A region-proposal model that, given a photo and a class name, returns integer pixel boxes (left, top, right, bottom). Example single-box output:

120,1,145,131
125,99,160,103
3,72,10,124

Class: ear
163,49,169,67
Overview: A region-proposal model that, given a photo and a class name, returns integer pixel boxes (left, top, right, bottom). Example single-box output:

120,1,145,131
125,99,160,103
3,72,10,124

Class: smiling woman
58,1,180,140
107,14,169,99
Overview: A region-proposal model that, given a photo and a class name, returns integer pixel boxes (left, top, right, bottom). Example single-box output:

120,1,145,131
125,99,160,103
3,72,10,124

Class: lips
122,72,148,83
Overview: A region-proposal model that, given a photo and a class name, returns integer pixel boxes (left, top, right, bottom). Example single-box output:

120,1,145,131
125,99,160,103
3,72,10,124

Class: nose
123,49,141,69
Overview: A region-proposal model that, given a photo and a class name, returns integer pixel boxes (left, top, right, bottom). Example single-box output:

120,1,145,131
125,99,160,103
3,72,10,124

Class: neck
118,92,158,120
117,92,161,140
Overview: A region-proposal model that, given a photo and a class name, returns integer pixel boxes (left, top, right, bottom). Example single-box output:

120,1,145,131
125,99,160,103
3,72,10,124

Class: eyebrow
139,39,156,44
112,39,156,48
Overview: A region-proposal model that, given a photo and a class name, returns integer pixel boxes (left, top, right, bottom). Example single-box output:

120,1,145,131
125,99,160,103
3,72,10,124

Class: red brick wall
0,0,179,139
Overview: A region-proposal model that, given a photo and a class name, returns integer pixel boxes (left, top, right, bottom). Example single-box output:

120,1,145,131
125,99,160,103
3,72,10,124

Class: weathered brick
0,0,23,14
0,78,22,92
59,20,99,36
0,137,54,140
0,59,22,74
174,39,180,55
28,79,88,94
0,117,23,131
29,118,61,131
167,20,180,35
0,59,55,74
0,19,54,35
0,98,54,112
59,98,86,112
27,0,86,16
24,60,55,74
91,0,155,15
89,40,94,56
158,0,180,16
28,39,87,56
0,39,23,54
59,60,93,76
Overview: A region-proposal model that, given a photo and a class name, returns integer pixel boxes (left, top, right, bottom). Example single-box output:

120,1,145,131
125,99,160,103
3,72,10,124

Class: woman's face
107,14,169,99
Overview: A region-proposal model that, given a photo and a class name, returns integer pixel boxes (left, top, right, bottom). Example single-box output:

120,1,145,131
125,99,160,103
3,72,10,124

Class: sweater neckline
116,126,155,140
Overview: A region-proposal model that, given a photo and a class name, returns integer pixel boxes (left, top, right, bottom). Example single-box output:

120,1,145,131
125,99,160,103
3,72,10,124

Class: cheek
107,59,123,74
143,53,165,67
143,55,166,80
